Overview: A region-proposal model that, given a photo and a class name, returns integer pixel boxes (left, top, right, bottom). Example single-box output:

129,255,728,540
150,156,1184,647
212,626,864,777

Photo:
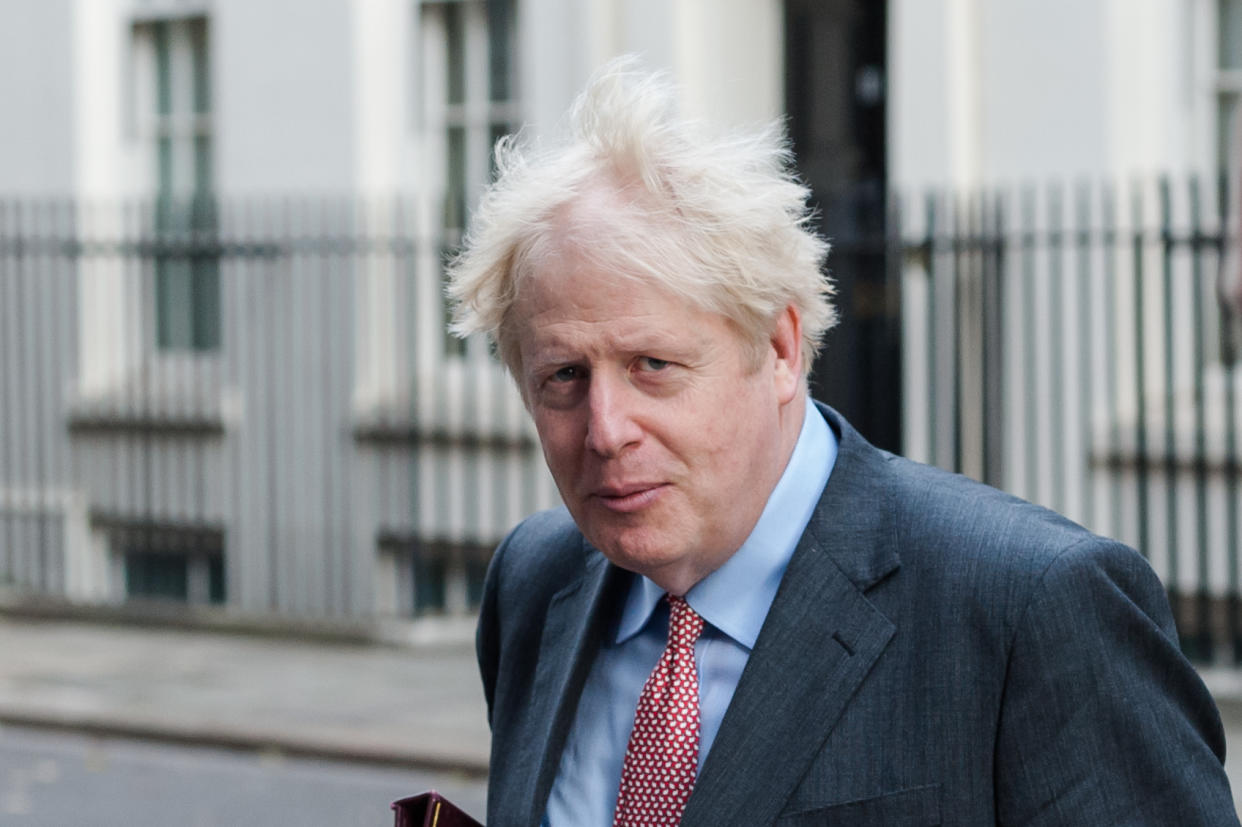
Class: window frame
418,0,519,361
131,14,220,353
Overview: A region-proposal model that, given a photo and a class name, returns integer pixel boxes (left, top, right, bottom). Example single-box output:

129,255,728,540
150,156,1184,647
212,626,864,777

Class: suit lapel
519,549,624,826
681,405,901,827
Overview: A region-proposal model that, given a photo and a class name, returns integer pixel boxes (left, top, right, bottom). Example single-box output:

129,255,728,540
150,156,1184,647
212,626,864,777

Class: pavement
0,615,491,776
5,612,1242,813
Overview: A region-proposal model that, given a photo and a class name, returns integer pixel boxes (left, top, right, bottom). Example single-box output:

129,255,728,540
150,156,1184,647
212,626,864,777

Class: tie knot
666,594,705,648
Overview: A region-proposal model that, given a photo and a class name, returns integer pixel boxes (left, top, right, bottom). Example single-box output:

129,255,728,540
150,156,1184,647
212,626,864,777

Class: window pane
441,247,467,356
194,135,212,194
445,125,467,230
144,18,217,351
487,0,513,102
413,555,447,614
154,21,172,116
446,3,465,105
158,135,174,195
191,18,210,115
465,555,489,608
208,555,226,604
157,259,194,349
126,551,189,601
1219,92,1238,174
1223,0,1242,70
489,121,510,181
191,258,220,350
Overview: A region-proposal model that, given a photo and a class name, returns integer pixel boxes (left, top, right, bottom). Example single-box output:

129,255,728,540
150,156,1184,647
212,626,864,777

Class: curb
0,592,478,650
0,708,490,777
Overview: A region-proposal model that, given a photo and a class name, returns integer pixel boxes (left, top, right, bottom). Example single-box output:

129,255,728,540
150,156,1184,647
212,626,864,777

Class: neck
648,389,808,596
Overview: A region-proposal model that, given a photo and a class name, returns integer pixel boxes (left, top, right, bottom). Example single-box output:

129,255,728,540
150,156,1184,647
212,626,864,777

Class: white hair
446,56,836,375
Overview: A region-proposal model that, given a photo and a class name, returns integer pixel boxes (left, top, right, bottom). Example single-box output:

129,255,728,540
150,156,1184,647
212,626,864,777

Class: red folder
391,790,484,827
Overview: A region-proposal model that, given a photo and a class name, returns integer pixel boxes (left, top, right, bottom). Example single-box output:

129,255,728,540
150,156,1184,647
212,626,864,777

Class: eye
531,364,587,409
637,357,670,372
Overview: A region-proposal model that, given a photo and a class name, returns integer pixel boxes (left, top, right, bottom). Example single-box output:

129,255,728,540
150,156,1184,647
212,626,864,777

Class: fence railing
898,176,1242,664
0,197,560,623
2,186,1242,662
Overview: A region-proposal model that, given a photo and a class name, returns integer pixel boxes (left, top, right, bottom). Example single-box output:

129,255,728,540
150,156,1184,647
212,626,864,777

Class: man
447,60,1238,826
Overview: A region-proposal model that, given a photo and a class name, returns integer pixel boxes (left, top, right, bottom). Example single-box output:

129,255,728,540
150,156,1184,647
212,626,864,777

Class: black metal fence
0,197,558,623
2,186,1242,660
899,176,1242,664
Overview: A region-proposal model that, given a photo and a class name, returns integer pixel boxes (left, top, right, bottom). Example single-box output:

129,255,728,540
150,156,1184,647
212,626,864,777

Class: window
1219,0,1242,174
125,549,225,605
412,553,448,614
133,16,219,351
421,0,518,357
1217,0,1242,359
101,517,226,605
380,535,492,616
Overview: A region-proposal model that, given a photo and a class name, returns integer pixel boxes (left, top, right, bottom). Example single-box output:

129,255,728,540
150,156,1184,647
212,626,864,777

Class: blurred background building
2,0,1242,659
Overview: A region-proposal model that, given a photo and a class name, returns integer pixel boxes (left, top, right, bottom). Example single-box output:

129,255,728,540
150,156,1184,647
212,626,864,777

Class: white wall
890,0,1211,191
521,0,783,136
0,0,76,194
214,0,356,194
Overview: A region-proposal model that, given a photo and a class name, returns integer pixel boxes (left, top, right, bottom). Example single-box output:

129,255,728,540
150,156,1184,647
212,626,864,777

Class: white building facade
890,0,1242,660
5,0,1241,646
0,0,784,625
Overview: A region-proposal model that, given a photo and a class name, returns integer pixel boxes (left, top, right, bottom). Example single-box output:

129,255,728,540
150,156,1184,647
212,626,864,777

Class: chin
591,530,684,578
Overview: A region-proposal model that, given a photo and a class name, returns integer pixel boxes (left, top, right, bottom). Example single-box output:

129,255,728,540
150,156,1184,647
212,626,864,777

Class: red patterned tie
613,594,706,827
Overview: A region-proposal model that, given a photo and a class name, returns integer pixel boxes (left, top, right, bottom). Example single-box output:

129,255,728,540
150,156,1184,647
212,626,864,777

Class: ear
770,304,803,405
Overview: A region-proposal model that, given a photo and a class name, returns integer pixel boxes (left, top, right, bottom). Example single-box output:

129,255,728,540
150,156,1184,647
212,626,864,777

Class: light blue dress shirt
543,398,837,826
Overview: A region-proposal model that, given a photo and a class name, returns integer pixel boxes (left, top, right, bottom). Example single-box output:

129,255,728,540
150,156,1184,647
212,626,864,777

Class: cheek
535,413,583,471
699,387,777,463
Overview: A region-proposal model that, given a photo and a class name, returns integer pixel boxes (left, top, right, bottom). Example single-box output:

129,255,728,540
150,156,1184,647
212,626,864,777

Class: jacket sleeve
475,528,511,730
994,538,1238,825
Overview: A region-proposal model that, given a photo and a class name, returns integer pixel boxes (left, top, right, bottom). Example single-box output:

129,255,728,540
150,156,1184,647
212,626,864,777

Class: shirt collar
615,397,837,648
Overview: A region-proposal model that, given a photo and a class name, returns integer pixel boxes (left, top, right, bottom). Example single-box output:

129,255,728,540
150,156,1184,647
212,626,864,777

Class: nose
584,371,643,458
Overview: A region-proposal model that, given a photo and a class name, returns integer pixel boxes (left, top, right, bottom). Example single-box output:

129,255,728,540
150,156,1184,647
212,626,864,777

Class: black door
785,0,900,452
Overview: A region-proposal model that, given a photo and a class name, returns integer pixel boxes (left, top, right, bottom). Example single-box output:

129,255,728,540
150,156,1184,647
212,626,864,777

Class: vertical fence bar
2,200,24,584
1048,184,1067,517
222,193,239,609
262,196,280,610
924,192,938,468
1021,187,1039,502
139,196,156,584
952,191,965,475
47,198,73,594
1159,177,1182,632
0,200,13,582
1075,181,1096,533
31,200,47,590
1188,176,1213,660
407,192,426,617
1222,171,1242,663
982,190,1005,488
26,201,45,588
18,196,34,585
1131,183,1151,560
433,215,456,607
960,190,977,480
1102,184,1123,542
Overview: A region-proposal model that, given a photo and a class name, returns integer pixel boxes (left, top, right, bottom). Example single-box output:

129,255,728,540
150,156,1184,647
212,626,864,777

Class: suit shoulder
491,506,587,593
880,453,1116,569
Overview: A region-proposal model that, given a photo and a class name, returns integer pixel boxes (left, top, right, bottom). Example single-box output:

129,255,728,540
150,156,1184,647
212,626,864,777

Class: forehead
517,254,693,333
513,253,738,357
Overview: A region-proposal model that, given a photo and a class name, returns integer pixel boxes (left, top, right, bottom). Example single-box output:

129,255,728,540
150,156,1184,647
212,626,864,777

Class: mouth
590,483,669,513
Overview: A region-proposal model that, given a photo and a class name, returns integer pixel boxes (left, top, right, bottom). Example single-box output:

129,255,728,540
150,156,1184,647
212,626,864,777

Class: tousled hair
445,56,836,376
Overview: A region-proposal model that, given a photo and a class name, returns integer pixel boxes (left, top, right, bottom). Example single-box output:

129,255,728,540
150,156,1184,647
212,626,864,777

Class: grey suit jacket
476,405,1238,825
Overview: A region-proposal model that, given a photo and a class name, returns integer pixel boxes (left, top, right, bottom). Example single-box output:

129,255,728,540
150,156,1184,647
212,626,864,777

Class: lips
590,482,669,513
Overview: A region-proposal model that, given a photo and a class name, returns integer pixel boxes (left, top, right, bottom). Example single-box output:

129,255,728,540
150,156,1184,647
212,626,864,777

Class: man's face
513,246,803,594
